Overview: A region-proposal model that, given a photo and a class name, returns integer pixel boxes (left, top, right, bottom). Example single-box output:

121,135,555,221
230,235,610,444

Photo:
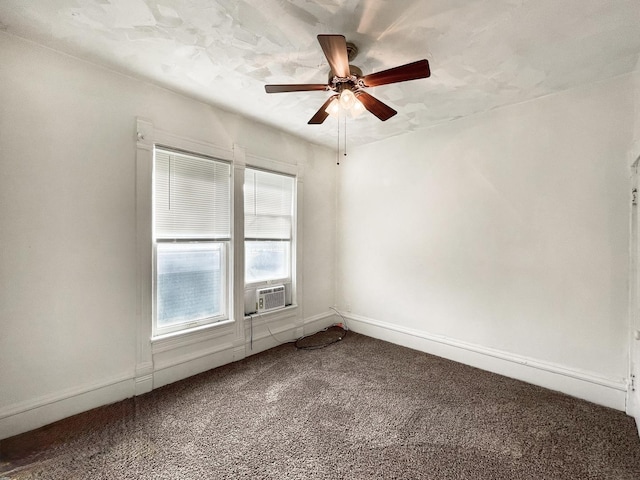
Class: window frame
151,145,232,338
243,167,296,291
135,119,304,392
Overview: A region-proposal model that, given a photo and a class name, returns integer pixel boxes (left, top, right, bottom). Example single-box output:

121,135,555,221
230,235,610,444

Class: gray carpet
2,331,640,479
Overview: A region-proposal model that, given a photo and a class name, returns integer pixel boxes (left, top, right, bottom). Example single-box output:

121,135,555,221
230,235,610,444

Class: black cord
247,307,349,351
294,325,348,350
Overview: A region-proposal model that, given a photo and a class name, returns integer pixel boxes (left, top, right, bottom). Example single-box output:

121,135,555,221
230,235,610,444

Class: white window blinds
244,169,294,240
154,148,231,240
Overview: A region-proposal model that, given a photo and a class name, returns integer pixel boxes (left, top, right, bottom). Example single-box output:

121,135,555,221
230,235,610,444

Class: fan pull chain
344,115,347,160
336,114,340,165
335,113,348,166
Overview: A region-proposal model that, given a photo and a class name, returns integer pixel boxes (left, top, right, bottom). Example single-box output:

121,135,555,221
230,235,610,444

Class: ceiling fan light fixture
350,98,365,118
325,98,341,118
339,88,356,110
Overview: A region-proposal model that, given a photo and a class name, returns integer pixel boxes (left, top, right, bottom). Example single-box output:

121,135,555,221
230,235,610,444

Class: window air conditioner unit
256,285,286,313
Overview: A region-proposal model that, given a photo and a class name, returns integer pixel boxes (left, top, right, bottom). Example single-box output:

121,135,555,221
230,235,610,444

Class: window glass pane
245,241,290,284
157,243,224,328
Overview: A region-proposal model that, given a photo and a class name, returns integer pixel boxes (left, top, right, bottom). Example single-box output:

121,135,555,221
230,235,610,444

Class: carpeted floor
2,331,640,479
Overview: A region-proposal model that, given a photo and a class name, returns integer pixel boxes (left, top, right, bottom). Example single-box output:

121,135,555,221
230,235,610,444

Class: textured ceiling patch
0,0,638,148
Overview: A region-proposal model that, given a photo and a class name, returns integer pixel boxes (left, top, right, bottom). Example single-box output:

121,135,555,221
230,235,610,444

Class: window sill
244,304,298,322
152,319,235,354
245,278,292,289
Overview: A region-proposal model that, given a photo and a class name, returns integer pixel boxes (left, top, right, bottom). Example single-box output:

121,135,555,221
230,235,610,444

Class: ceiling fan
264,34,430,124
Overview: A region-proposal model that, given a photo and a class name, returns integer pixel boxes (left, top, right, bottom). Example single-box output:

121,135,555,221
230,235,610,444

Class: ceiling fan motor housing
346,42,358,61
328,65,363,85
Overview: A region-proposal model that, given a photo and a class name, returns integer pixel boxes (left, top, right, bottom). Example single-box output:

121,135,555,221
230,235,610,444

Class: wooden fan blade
265,84,328,93
308,95,338,124
362,59,430,87
356,91,397,121
317,34,350,77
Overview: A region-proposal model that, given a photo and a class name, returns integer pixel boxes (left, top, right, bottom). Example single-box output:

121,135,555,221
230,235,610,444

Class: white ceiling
1,0,639,148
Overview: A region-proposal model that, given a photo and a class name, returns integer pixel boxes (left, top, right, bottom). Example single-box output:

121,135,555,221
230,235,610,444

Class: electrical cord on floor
248,306,349,350
294,306,349,350
294,325,347,350
329,306,349,331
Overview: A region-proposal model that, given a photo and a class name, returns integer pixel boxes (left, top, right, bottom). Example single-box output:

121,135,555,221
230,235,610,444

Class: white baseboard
345,313,628,411
303,310,337,332
134,361,154,396
0,310,338,440
0,374,134,440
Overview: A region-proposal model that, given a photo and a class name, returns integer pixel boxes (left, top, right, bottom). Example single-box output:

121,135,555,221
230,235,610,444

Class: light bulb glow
350,98,365,118
339,88,356,110
325,98,340,118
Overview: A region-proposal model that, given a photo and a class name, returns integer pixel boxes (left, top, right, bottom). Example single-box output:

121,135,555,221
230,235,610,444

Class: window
244,169,295,286
153,147,231,336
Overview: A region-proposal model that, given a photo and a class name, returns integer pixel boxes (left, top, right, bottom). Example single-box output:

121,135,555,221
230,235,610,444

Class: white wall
338,74,634,409
0,33,336,439
630,60,640,425
635,60,640,139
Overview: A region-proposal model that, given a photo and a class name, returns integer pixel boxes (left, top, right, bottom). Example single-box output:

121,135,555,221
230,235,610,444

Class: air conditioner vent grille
257,285,286,313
